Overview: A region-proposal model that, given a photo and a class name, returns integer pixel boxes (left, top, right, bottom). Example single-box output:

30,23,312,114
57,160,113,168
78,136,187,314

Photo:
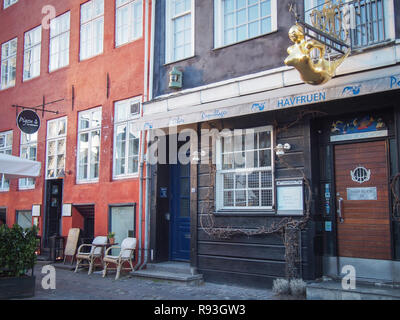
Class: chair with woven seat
102,237,137,280
74,236,108,275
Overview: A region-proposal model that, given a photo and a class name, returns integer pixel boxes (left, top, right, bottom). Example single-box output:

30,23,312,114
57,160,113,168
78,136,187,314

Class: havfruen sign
17,110,40,134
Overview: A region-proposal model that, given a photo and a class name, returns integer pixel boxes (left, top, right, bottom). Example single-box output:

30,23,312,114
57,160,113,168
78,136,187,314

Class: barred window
216,126,274,210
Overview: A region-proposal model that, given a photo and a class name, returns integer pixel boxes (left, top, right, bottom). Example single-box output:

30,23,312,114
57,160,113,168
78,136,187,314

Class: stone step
132,262,203,285
306,280,400,300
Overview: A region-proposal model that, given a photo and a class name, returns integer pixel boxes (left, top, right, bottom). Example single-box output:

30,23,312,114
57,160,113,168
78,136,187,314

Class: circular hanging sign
17,109,41,134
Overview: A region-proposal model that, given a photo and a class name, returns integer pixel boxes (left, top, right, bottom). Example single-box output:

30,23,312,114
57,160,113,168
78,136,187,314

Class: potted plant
0,224,38,299
108,232,115,245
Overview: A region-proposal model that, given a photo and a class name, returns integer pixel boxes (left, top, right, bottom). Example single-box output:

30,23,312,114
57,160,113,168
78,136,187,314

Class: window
3,0,17,9
0,131,12,191
113,97,141,178
165,0,194,63
16,210,32,229
49,12,70,72
109,205,135,254
80,0,104,60
23,26,41,81
19,132,38,190
1,38,17,90
116,0,143,47
77,107,101,182
215,126,274,210
214,0,277,48
46,117,67,179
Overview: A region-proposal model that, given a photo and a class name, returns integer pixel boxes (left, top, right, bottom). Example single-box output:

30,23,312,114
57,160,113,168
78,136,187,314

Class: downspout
136,0,151,271
138,0,154,271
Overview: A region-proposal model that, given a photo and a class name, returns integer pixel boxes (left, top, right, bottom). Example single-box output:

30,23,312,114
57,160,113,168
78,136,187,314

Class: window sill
214,209,276,217
112,174,139,181
76,179,99,185
115,36,143,49
18,186,35,191
213,29,279,52
164,55,196,67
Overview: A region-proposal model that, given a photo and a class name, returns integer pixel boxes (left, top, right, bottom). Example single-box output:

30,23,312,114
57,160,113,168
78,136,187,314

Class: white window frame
77,107,102,183
113,97,141,179
304,0,395,43
19,132,38,190
80,0,104,61
46,117,67,180
214,0,277,48
23,26,42,81
3,0,17,9
165,0,195,64
115,0,143,47
49,12,70,72
0,130,13,192
215,126,275,211
1,38,17,90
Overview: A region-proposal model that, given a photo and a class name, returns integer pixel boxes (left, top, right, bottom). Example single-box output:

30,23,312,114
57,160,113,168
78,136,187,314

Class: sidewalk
25,262,276,300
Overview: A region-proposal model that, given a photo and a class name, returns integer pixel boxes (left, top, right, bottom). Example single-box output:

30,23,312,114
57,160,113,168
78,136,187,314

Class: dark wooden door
170,162,191,261
334,141,391,260
45,179,63,246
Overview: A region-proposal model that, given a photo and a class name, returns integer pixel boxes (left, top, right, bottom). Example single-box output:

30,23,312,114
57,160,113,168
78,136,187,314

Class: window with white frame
77,107,101,182
113,98,141,178
1,38,17,90
80,0,104,60
49,12,70,72
23,26,41,81
46,117,67,179
116,0,143,47
19,132,38,190
214,0,277,48
165,0,194,63
3,0,17,9
0,131,12,191
215,126,274,210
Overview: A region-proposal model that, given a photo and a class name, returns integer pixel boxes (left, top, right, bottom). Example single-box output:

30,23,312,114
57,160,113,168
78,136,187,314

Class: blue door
170,162,191,261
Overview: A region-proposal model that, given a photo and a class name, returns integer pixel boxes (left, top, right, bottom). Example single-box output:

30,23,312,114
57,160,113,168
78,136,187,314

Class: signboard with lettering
347,187,377,201
277,179,304,215
17,110,40,134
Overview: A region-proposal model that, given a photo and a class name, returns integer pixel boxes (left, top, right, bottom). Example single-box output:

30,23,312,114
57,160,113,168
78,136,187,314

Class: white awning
0,153,41,179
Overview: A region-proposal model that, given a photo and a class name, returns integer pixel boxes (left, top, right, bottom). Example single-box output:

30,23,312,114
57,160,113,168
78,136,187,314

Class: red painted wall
0,0,151,253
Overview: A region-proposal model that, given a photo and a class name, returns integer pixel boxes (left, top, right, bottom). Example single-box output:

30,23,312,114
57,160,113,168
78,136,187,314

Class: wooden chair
102,237,137,280
74,236,108,275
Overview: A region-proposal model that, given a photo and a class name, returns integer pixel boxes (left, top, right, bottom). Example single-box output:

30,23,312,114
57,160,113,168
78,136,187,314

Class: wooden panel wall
196,113,315,287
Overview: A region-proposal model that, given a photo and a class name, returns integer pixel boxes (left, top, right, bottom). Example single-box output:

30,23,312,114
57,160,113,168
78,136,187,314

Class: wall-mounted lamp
275,143,291,156
192,150,206,161
169,67,183,89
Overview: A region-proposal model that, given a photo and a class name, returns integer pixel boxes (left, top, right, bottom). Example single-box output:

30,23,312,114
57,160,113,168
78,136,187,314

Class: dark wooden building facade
140,0,400,287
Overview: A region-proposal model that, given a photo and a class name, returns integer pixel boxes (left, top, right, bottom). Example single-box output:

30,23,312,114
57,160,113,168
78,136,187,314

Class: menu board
277,180,304,215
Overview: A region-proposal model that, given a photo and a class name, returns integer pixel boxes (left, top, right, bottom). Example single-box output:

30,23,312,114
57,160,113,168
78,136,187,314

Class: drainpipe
135,0,151,271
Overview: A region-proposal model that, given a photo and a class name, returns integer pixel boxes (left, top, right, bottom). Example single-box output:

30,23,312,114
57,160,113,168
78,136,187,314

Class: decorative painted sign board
62,203,72,217
17,109,41,134
330,115,387,142
347,187,377,201
32,204,41,217
277,179,304,215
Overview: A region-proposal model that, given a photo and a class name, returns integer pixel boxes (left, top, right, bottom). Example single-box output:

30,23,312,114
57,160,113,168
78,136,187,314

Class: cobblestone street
25,262,275,300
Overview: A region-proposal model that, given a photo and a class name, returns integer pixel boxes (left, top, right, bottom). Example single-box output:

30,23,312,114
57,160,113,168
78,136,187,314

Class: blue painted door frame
169,162,191,261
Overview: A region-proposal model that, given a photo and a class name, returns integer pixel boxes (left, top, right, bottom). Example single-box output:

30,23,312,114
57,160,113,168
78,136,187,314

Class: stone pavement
25,262,277,300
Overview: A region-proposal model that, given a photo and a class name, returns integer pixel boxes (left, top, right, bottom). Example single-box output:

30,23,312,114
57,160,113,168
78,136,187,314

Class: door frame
44,179,64,247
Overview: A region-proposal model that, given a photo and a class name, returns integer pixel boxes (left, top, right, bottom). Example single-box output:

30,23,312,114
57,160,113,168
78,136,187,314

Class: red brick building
0,0,152,258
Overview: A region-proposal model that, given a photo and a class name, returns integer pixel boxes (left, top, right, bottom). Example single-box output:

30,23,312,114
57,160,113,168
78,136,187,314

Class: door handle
165,213,170,221
337,197,344,223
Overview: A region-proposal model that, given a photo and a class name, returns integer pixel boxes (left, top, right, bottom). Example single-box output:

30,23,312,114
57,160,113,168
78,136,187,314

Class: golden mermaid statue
284,24,350,85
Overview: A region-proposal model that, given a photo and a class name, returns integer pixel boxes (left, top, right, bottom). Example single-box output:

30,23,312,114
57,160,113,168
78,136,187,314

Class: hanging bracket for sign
12,97,63,117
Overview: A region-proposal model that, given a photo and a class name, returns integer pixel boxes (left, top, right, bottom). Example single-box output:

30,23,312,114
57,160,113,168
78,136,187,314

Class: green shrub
0,224,38,278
